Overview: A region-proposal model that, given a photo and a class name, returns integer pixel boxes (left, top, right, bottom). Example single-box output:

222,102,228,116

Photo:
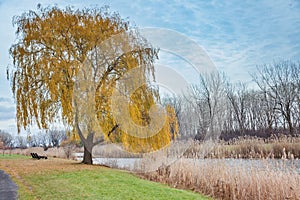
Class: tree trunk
82,145,93,164
75,117,95,165
75,123,94,164
81,132,94,165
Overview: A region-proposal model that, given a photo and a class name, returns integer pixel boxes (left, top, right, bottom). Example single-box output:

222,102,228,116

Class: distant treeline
0,129,66,149
162,60,300,141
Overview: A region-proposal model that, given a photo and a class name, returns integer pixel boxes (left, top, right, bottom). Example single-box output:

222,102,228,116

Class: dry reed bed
184,136,300,159
142,159,300,200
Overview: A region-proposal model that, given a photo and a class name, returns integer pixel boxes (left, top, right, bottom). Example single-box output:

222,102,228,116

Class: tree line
0,129,67,149
163,60,300,141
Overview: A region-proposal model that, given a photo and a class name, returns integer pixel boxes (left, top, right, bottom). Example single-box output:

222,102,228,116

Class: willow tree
8,5,177,164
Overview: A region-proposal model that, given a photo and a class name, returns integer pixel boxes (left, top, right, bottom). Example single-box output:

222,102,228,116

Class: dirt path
0,170,18,200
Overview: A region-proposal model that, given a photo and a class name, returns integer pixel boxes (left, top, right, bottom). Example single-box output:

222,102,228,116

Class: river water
74,153,300,173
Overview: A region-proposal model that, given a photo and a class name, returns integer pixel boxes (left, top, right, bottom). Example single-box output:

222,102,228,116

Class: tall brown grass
184,135,300,159
142,158,300,200
138,136,300,199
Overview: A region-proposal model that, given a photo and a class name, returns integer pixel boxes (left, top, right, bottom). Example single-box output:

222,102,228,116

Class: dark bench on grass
30,153,47,160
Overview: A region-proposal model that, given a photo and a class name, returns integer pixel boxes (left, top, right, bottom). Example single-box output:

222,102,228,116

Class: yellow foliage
166,104,179,140
8,5,178,153
104,85,179,153
9,6,130,132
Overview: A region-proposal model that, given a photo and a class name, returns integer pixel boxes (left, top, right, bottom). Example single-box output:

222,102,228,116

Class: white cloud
175,0,300,83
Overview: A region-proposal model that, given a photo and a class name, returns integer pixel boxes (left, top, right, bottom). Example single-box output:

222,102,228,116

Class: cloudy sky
0,0,300,134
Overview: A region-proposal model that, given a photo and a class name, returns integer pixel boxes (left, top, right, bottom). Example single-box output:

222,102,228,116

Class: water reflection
74,153,300,173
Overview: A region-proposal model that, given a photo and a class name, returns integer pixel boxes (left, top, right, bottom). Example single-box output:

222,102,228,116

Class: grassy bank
0,155,209,200
0,153,28,159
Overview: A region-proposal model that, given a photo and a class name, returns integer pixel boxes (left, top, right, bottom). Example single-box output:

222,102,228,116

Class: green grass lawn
0,153,29,159
0,155,211,200
24,168,208,200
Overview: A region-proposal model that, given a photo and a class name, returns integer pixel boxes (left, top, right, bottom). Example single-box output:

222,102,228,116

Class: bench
30,153,47,159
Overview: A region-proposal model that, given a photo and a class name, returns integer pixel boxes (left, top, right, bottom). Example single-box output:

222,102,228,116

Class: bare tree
165,61,300,141
48,129,67,147
61,140,77,159
0,130,13,147
187,72,227,140
162,94,186,137
36,131,51,150
0,130,13,154
225,82,248,135
252,61,300,135
15,135,27,149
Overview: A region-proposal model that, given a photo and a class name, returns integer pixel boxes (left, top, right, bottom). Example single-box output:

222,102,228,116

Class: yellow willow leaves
66,128,80,141
103,85,179,153
9,6,127,132
119,102,176,153
92,81,178,153
8,5,178,153
166,104,179,140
